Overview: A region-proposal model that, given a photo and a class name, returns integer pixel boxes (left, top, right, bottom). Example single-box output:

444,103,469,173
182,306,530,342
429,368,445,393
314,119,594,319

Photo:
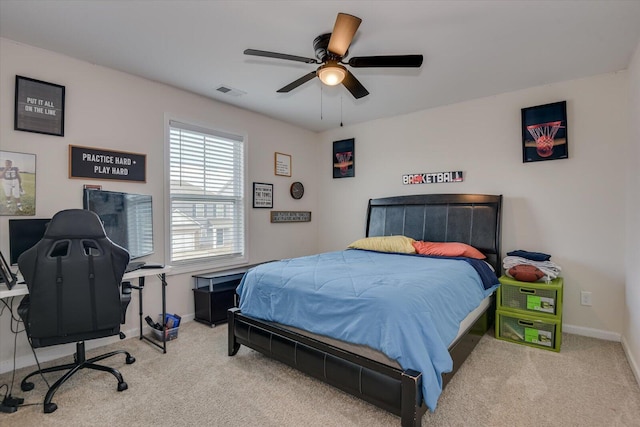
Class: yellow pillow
348,235,416,254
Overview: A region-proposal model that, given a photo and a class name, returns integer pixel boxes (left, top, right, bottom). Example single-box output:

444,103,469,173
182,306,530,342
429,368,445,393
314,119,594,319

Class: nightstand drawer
496,310,561,352
498,276,563,317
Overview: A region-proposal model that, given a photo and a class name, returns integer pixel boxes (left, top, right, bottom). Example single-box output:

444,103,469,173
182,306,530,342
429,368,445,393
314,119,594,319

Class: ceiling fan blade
342,70,369,99
277,71,318,93
328,13,362,57
244,49,318,64
347,55,424,68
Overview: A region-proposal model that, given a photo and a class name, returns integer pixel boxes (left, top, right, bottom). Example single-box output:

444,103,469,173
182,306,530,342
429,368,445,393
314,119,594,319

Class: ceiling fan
244,13,423,99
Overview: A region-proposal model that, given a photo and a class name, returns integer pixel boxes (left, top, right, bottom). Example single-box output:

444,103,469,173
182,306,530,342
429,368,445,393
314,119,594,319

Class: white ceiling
1,1,640,133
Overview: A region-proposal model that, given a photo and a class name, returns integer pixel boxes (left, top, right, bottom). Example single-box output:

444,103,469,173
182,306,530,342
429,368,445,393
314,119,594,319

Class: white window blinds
168,120,245,264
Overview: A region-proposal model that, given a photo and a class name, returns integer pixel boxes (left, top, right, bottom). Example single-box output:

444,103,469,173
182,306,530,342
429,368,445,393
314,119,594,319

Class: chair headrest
44,209,107,238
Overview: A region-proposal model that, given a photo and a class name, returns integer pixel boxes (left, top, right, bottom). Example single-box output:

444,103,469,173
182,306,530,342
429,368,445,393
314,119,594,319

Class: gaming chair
17,209,135,413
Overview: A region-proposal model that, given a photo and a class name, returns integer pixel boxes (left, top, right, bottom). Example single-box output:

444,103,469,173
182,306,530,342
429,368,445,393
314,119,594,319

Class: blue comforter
237,249,499,411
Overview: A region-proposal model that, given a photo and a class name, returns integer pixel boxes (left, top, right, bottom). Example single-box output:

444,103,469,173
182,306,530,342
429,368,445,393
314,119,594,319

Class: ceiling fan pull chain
320,85,324,120
340,94,343,127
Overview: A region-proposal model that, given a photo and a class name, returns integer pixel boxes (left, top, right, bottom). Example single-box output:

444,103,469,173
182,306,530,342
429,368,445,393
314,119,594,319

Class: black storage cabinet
193,272,245,326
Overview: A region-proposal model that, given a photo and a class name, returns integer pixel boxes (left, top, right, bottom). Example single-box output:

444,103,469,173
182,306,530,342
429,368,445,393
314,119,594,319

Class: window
168,120,245,266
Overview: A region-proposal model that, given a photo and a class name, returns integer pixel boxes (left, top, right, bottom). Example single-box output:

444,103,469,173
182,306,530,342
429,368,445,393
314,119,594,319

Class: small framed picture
274,152,291,177
253,182,273,208
14,75,65,137
521,101,568,163
333,138,355,178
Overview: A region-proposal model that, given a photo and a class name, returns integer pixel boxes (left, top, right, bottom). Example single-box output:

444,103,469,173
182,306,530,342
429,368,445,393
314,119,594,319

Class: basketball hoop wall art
333,138,355,178
521,101,568,163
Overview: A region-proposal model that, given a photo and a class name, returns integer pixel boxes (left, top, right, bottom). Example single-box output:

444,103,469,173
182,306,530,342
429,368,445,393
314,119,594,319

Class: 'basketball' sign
402,171,463,185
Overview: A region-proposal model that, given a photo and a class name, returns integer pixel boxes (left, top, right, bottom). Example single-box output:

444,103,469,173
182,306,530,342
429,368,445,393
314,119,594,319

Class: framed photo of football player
0,151,36,216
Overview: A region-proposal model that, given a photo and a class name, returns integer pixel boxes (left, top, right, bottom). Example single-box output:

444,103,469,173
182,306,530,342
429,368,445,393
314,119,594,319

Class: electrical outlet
580,291,592,306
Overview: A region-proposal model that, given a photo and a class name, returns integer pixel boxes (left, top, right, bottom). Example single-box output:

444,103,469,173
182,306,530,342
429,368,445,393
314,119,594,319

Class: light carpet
1,321,639,426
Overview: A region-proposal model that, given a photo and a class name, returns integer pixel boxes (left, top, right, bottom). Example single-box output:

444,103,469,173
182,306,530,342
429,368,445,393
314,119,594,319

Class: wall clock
290,181,304,199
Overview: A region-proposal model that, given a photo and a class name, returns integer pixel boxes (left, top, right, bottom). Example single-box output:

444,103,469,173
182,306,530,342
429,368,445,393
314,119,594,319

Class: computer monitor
83,189,154,260
8,218,51,266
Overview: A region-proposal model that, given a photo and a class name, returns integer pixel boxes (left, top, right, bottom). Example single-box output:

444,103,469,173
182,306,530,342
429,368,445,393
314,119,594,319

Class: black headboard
366,194,503,274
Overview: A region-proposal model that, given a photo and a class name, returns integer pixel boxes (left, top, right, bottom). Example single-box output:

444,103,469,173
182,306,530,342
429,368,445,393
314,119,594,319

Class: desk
0,283,27,413
122,266,172,354
1,267,172,354
0,283,28,329
0,283,28,299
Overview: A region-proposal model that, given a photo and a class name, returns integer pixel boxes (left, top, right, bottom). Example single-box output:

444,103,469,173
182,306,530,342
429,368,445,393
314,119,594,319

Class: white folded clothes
503,255,562,280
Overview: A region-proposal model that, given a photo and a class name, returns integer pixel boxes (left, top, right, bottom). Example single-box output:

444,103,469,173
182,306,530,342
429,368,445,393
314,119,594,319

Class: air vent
215,85,246,97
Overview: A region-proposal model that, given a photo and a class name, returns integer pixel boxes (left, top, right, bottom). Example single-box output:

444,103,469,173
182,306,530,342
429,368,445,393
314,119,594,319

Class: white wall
0,38,319,372
1,36,637,379
624,39,640,383
318,72,629,339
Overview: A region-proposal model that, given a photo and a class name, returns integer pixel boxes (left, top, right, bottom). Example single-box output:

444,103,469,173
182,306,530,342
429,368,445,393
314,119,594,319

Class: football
508,264,545,282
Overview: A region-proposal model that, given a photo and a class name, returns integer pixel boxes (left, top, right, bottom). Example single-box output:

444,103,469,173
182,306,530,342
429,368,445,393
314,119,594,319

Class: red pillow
412,241,486,259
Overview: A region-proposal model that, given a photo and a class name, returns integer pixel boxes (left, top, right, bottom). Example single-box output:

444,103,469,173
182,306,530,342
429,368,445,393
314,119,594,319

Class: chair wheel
126,355,136,364
44,402,58,413
21,381,35,392
117,382,128,392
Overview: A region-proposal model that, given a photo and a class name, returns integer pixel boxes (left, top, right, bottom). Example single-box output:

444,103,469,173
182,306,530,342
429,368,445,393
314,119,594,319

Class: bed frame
228,194,502,426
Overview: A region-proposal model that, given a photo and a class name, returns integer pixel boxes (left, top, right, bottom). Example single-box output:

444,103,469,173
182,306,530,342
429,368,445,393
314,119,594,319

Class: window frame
164,116,248,272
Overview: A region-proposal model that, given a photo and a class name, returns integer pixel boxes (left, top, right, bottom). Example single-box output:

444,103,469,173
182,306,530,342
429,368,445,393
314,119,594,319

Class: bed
228,193,502,426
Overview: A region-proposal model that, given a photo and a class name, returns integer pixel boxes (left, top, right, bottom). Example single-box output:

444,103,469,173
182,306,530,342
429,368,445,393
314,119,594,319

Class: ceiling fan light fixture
317,63,346,86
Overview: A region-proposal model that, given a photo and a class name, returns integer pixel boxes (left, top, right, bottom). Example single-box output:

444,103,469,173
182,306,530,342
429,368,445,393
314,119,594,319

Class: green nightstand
495,276,563,352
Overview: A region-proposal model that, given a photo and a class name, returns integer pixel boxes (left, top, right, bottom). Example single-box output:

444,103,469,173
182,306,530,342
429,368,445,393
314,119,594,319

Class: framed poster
14,75,65,136
0,150,36,216
333,138,355,178
253,182,273,208
521,101,568,163
275,152,291,176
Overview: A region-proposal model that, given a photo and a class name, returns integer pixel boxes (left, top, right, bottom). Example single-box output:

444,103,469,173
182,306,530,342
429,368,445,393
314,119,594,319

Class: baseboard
1,313,196,375
562,323,621,342
4,316,635,387
621,336,640,387
566,324,640,388
0,325,139,375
